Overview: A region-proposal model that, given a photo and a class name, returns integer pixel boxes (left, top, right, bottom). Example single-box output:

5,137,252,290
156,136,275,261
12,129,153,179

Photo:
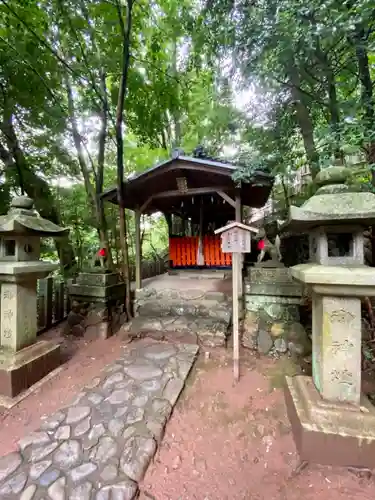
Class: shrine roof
101,154,274,221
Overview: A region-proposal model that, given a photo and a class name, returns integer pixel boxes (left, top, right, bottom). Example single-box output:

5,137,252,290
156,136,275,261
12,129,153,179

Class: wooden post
39,277,53,329
232,252,240,382
197,197,204,265
235,194,243,296
135,208,142,289
215,221,258,383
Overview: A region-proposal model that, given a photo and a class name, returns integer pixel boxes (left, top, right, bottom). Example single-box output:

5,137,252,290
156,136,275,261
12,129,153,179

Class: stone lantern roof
0,196,69,237
282,164,375,232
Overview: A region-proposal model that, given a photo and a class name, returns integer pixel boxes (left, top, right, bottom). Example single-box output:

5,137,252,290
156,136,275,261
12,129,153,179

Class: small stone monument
283,164,375,468
67,270,126,339
0,196,68,398
246,221,302,324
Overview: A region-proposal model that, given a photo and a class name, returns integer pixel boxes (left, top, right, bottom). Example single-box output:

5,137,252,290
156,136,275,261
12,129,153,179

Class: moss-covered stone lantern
282,164,375,469
0,196,68,399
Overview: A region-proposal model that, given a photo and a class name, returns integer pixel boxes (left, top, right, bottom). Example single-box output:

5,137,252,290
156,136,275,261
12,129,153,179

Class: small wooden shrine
102,151,274,288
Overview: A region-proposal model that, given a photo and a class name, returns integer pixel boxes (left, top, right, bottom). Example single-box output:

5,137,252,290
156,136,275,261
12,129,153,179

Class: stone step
135,288,228,303
135,299,231,322
122,315,230,348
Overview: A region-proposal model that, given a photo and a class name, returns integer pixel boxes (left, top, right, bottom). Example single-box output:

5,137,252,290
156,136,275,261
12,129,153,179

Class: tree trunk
351,25,375,266
0,115,76,273
115,0,134,319
314,40,343,162
287,57,320,179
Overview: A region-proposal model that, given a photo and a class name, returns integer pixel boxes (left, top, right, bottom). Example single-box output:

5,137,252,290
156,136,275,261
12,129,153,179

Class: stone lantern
283,164,375,468
0,196,68,399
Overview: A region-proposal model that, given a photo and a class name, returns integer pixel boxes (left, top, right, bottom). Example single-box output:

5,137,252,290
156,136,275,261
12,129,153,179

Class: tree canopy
1,0,374,272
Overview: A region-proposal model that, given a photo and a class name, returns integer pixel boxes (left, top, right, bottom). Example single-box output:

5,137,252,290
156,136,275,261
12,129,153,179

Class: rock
40,411,65,430
71,324,85,337
70,462,97,482
362,319,372,342
125,362,163,381
96,480,138,500
270,322,286,338
30,442,59,463
70,481,93,500
88,423,106,441
163,378,185,406
0,452,22,482
85,377,101,389
100,464,118,481
242,311,259,349
74,416,91,437
146,419,165,442
274,338,288,353
107,389,133,405
66,406,91,424
20,484,37,500
257,327,273,354
90,436,117,463
172,455,181,470
125,407,144,425
286,322,311,356
140,379,162,392
151,398,172,423
87,393,104,405
30,460,52,480
108,418,125,437
143,344,176,360
38,468,60,487
18,431,50,451
67,311,85,327
103,372,125,389
120,436,156,482
133,394,149,408
53,440,81,469
48,477,66,500
0,471,27,495
55,426,71,440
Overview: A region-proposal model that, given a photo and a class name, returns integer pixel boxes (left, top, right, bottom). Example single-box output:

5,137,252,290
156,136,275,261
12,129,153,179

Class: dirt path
141,350,375,500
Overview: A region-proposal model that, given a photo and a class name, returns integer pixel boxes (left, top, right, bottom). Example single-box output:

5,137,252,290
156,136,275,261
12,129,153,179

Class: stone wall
243,267,311,357
65,271,126,339
242,310,311,357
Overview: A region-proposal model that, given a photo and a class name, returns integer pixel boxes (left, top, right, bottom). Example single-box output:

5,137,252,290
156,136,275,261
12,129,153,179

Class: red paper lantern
257,240,265,251
98,248,106,257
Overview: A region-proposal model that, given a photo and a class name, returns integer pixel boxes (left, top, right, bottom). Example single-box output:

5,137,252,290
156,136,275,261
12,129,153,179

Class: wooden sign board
214,221,258,382
221,227,251,253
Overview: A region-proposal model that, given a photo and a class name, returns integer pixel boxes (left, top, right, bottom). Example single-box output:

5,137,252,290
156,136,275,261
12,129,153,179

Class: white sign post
215,222,258,381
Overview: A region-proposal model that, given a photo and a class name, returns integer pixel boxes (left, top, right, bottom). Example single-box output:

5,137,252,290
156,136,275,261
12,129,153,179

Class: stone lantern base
67,271,126,339
285,376,375,468
0,341,60,399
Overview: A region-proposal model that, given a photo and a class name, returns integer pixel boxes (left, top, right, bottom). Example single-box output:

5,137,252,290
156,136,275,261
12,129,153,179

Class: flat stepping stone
0,340,198,499
123,315,229,346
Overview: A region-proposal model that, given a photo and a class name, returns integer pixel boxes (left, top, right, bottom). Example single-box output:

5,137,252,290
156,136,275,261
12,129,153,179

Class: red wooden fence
169,236,231,267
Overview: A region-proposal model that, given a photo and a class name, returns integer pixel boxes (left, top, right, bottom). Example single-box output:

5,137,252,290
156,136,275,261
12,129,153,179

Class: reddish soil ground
0,323,125,458
141,349,375,500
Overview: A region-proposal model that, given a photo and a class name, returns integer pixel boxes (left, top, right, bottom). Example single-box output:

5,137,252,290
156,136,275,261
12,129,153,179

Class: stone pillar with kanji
282,164,375,469
0,196,68,398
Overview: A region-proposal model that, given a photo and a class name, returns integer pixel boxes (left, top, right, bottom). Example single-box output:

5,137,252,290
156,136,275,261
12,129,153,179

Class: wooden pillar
197,197,204,266
235,194,243,296
135,208,142,289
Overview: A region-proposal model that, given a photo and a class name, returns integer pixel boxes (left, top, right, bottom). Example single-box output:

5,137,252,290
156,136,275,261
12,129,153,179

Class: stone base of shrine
285,375,375,468
0,340,60,398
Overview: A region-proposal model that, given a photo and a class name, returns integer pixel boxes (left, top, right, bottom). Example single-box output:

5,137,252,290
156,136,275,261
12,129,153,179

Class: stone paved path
0,340,198,499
